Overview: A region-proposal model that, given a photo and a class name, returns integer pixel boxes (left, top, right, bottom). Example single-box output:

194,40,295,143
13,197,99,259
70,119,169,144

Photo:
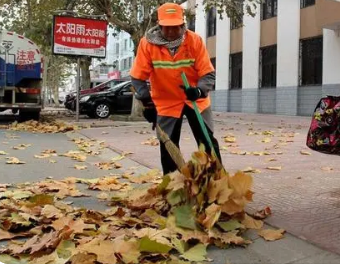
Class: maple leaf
139,236,172,253
201,203,221,229
229,171,253,199
134,228,172,247
174,204,198,230
166,171,185,191
241,214,264,229
167,216,210,244
209,229,247,245
258,228,285,241
41,205,63,219
69,253,97,264
76,238,117,264
207,176,233,204
52,216,95,234
217,219,245,232
180,243,207,262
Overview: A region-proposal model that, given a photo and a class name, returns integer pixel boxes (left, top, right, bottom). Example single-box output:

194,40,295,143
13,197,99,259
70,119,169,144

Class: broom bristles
156,125,186,171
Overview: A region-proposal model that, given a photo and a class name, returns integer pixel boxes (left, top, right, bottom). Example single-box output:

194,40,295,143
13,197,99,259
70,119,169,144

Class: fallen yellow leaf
241,214,263,229
300,150,311,155
34,154,51,159
224,136,236,143
242,167,261,173
266,166,282,171
258,229,285,241
261,138,272,143
321,166,333,172
6,157,26,164
0,151,8,155
74,164,87,170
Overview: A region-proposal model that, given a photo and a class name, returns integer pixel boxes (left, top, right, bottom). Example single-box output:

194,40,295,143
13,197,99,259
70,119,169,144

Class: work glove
180,86,204,101
141,98,157,130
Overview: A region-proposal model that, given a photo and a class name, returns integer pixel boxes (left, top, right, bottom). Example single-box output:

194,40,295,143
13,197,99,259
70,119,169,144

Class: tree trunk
53,83,59,107
80,56,91,90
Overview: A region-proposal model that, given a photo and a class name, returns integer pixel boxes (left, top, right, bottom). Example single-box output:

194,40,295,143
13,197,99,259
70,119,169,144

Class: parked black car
79,81,143,119
64,79,127,111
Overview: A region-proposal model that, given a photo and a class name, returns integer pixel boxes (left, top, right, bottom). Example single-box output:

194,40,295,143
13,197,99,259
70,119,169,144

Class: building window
207,7,216,37
124,39,128,51
301,0,315,8
260,45,277,88
115,43,119,55
300,37,323,86
261,0,277,20
128,57,132,68
123,59,127,69
230,52,242,89
99,66,109,74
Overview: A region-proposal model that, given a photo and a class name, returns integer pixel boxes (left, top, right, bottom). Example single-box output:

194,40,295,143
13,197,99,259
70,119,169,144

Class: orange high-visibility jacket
130,30,214,118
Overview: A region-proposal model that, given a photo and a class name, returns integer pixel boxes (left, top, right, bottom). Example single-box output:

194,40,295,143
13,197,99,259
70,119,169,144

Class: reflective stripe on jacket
130,30,214,118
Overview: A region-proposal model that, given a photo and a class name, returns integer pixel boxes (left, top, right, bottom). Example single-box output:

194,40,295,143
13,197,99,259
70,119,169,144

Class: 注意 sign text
52,16,107,58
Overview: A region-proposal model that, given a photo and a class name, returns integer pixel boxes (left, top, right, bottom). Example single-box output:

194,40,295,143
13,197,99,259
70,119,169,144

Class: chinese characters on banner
17,50,35,70
53,16,107,58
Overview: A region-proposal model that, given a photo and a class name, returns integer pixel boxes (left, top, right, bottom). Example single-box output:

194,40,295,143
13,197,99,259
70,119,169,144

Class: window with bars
261,0,278,20
99,66,109,74
207,7,216,37
260,45,277,88
301,0,315,8
300,37,323,86
230,53,242,89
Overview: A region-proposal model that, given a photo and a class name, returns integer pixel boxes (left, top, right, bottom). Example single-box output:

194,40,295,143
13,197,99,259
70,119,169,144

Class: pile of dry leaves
0,149,282,264
8,120,77,133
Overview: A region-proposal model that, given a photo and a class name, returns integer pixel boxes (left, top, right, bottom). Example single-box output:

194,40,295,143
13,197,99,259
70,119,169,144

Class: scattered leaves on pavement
8,120,77,133
0,148,281,264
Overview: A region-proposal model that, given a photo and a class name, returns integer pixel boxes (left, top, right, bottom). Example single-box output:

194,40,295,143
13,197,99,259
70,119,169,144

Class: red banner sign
52,16,107,58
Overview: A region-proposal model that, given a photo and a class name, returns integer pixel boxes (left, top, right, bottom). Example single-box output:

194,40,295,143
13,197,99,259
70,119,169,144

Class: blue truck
0,29,43,121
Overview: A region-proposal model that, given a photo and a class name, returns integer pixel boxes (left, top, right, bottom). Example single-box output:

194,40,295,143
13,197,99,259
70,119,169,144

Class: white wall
242,2,261,89
277,0,300,87
323,29,340,84
194,0,207,43
216,15,230,90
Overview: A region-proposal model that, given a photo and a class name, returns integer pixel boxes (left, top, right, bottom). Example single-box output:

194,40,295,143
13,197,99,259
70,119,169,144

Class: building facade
194,0,340,116
91,27,134,81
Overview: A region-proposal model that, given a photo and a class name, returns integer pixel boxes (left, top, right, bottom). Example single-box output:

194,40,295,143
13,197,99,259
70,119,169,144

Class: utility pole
76,57,80,122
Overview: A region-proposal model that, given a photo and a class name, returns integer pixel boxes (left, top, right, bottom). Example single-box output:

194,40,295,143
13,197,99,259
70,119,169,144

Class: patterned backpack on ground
306,95,340,154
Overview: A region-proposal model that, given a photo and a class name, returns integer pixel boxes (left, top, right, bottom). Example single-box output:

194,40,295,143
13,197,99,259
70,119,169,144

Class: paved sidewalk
78,112,340,259
74,124,339,264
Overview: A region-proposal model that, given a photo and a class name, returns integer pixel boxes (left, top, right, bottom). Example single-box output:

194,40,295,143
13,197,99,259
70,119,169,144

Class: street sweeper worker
130,2,222,175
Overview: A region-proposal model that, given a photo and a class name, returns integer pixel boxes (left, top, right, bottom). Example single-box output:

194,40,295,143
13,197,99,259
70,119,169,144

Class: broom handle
181,72,217,157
